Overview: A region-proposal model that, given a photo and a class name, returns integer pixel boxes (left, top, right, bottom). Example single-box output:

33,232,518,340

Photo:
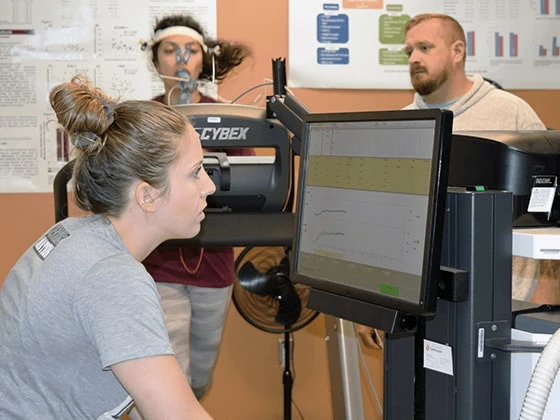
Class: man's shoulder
473,86,541,117
485,87,528,104
483,89,544,121
457,85,546,130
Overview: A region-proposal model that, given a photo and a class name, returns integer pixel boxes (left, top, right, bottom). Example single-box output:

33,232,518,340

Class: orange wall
1,1,560,419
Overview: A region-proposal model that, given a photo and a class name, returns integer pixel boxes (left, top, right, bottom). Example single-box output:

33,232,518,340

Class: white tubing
519,327,560,419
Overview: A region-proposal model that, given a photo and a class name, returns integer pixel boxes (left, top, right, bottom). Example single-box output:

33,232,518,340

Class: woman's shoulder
199,94,217,103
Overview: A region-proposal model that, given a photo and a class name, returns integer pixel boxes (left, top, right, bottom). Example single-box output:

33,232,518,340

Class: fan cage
233,246,319,334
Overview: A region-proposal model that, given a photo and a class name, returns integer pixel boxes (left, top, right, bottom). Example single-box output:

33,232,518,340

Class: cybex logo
196,127,250,140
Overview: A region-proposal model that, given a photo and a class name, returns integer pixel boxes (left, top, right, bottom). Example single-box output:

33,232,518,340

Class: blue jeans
156,282,233,399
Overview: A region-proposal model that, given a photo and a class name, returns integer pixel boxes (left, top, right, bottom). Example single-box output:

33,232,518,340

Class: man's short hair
404,13,466,45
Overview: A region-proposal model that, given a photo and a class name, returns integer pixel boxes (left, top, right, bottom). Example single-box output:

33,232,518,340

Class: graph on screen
293,110,452,314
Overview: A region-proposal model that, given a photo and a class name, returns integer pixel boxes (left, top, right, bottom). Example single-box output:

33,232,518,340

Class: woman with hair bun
0,75,215,420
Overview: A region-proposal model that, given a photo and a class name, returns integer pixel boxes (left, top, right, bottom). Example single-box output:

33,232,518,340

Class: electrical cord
288,332,305,419
230,81,273,104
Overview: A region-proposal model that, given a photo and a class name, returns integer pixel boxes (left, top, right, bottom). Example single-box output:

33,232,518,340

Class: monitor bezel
291,109,453,317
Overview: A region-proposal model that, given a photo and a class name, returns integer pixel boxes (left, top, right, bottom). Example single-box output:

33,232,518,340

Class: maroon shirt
143,94,253,288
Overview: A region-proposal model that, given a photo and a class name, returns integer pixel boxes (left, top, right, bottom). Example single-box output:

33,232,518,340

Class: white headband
151,26,208,52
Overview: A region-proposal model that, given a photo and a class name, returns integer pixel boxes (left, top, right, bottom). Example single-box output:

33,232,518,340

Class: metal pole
325,315,366,420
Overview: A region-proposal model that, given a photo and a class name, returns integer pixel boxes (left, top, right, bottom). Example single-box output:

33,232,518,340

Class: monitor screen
292,109,453,316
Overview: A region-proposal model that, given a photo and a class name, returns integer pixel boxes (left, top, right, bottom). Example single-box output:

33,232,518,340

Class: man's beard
410,64,450,97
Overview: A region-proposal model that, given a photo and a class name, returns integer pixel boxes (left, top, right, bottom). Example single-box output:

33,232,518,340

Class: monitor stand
308,288,420,336
385,189,513,420
320,189,513,420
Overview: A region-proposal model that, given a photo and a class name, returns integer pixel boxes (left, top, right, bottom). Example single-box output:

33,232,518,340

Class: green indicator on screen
466,185,487,192
380,284,400,296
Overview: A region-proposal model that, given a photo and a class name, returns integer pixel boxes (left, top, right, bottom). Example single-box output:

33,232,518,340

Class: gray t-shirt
0,215,173,419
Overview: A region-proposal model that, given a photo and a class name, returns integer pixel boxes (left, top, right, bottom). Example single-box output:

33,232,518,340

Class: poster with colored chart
289,0,560,89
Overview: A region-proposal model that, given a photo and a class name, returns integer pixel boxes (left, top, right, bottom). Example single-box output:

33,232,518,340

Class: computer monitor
291,109,453,319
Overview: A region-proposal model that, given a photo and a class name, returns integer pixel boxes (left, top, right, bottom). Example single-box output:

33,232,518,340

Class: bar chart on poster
288,0,560,89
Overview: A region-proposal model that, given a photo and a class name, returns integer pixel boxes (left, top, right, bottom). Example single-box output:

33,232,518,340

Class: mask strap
209,45,221,84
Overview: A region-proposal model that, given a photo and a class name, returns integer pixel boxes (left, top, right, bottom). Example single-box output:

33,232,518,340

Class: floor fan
233,246,319,420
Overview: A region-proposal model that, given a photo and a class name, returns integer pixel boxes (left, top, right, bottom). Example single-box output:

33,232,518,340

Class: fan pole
283,330,292,420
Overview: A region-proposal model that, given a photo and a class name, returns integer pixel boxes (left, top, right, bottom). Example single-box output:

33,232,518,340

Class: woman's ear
135,182,159,213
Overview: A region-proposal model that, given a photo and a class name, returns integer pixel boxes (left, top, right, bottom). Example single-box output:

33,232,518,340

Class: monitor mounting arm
266,58,309,156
